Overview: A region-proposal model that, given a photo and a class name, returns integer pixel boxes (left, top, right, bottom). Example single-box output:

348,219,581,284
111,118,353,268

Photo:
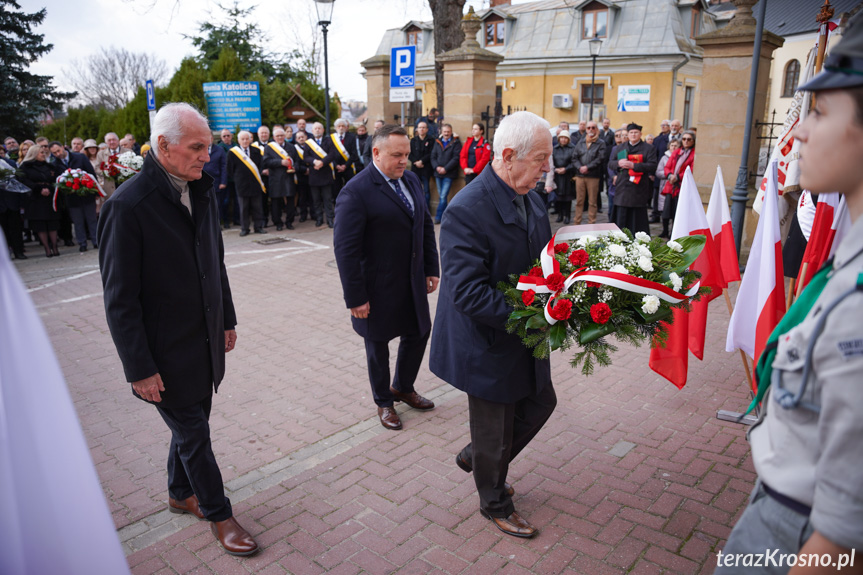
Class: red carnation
528,267,544,278
569,249,589,267
554,242,569,254
85,180,94,189
550,298,573,321
73,178,80,185
590,302,612,324
545,272,566,292
522,289,536,306
71,183,80,190
586,281,601,288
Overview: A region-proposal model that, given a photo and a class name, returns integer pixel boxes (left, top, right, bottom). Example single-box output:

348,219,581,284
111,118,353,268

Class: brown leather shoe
480,509,537,538
377,406,403,430
455,454,514,496
390,387,435,410
168,495,205,520
210,517,259,556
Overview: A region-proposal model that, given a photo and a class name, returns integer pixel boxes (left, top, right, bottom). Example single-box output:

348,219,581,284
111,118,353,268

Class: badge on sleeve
837,338,863,359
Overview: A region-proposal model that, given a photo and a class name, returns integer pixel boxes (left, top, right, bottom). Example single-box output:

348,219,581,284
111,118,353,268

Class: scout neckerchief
745,262,833,415
330,133,355,174
230,146,266,192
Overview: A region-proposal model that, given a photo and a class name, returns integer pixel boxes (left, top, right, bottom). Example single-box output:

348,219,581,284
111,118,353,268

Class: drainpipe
669,54,690,119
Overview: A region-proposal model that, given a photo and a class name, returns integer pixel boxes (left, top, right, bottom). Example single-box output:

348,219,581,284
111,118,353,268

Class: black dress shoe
13,252,27,260
254,228,268,234
564,216,571,225
480,509,537,538
239,230,250,237
377,406,402,430
299,215,307,222
556,214,564,223
285,223,294,230
79,245,87,252
276,224,284,231
315,219,323,227
63,239,75,247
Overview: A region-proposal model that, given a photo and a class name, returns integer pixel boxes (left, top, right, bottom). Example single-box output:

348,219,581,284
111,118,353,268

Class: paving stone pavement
17,209,756,574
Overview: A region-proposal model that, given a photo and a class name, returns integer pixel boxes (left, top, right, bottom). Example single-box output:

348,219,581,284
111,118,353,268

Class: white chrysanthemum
638,256,654,272
608,244,627,258
667,240,683,253
635,231,650,243
641,295,660,314
610,264,628,274
669,272,683,292
578,235,596,246
637,244,652,258
612,230,629,241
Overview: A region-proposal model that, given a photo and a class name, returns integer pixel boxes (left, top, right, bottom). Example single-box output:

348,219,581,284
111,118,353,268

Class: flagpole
722,289,754,390
717,288,759,425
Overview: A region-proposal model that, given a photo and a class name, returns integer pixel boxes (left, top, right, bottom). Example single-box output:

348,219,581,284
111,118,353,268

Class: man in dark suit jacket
430,112,557,539
331,118,359,198
299,122,337,228
48,140,99,251
362,120,385,171
262,126,300,230
333,124,440,431
97,103,258,557
227,130,267,236
203,139,228,228
409,121,434,211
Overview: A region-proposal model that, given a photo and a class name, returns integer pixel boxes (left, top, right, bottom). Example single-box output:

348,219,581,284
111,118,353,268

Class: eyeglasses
681,137,693,141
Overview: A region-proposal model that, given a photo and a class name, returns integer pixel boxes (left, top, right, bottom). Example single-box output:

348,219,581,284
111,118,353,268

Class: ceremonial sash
305,139,334,179
251,141,264,153
295,146,304,160
230,146,266,193
330,134,350,162
267,142,292,167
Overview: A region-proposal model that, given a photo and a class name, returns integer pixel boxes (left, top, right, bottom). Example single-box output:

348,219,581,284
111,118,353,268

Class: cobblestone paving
18,209,754,574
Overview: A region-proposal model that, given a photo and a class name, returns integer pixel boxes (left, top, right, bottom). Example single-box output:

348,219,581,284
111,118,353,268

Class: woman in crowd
459,123,490,185
17,145,60,257
17,140,35,159
654,139,681,238
660,130,695,238
549,130,576,223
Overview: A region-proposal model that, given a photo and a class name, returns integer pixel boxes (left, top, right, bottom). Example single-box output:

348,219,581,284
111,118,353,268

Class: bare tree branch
63,46,168,109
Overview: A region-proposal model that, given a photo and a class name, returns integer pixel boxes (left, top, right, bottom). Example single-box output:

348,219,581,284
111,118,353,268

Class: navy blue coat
333,164,439,342
61,150,99,208
97,154,236,409
429,166,553,403
203,143,227,189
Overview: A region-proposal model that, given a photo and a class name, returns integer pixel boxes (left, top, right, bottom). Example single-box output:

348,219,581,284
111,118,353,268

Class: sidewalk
20,211,755,574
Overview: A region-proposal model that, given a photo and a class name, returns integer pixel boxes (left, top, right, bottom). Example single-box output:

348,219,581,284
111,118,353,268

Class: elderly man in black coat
203,136,228,228
333,124,440,431
97,103,258,557
49,140,100,251
608,122,658,235
262,126,300,230
430,111,557,539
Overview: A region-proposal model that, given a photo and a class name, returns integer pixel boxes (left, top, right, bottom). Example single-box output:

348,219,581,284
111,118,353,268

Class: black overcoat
97,153,237,409
300,138,337,187
608,140,658,208
262,142,300,198
61,151,99,208
227,146,265,198
333,165,439,342
429,166,553,403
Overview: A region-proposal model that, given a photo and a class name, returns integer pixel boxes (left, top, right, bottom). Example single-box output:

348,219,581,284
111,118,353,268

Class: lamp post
314,0,335,135
588,34,603,121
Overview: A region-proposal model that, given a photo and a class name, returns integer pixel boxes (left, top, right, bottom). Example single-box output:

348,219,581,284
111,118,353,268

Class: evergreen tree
0,1,75,139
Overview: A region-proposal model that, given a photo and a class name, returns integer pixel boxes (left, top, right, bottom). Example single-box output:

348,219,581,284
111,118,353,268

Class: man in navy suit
333,124,440,431
203,137,228,227
430,112,557,539
49,141,100,251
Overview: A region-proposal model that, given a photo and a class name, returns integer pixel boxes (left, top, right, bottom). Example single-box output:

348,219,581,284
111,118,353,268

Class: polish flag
794,192,850,294
650,167,726,388
726,161,786,391
705,166,741,284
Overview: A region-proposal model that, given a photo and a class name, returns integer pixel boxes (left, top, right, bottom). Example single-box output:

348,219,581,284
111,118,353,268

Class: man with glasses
572,121,607,224
651,120,672,222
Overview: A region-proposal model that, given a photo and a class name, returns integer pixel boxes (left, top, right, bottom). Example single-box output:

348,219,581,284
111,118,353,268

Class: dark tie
389,179,414,217
244,148,249,157
514,194,527,224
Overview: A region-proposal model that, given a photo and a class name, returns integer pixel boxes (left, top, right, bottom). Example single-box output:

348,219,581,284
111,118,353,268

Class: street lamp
588,34,603,121
314,0,335,135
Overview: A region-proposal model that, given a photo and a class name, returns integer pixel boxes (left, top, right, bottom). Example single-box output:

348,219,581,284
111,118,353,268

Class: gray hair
150,103,209,152
237,130,253,140
492,111,550,160
334,118,348,128
104,132,118,142
312,122,324,131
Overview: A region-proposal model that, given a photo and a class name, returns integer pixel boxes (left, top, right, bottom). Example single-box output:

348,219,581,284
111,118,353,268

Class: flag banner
795,192,850,293
705,165,741,283
0,234,130,575
649,167,725,387
726,161,786,391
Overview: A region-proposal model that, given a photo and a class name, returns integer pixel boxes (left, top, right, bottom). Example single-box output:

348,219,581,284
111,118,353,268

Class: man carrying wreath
49,141,99,252
430,111,557,538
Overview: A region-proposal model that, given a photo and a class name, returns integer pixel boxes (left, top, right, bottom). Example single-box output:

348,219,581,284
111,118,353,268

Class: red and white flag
794,192,850,293
726,161,786,391
705,165,741,284
649,166,726,388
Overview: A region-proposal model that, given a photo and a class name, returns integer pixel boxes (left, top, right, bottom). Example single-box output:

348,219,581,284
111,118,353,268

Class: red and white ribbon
53,169,106,211
516,224,699,324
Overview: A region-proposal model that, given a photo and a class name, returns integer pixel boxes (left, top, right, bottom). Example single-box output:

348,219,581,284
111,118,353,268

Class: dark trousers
238,194,264,232
270,196,295,227
334,169,353,199
364,331,430,408
58,203,73,243
69,203,98,246
155,395,232,522
459,383,557,517
297,184,311,219
310,185,334,224
216,183,232,225
0,208,24,255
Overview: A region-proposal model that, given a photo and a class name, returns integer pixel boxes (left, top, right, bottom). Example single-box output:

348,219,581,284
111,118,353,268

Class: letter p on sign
390,46,416,89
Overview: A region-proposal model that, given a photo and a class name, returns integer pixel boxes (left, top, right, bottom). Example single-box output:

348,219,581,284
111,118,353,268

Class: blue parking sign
146,79,156,111
390,46,416,89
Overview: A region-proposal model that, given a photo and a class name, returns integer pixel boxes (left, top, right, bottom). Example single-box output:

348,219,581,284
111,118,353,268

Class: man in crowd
49,140,99,252
573,120,587,145
430,123,461,224
203,133,228,230
299,122,337,228
4,137,19,161
216,130,238,228
253,126,271,227
608,122,657,235
293,130,312,222
571,120,606,225
262,126,301,231
431,111,556,539
355,124,370,171
125,133,141,155
362,120,385,169
330,118,359,198
333,124,439,431
70,137,85,154
409,121,434,211
227,130,267,236
669,119,683,143
96,132,131,198
650,120,672,222
291,118,312,145
218,129,233,150
415,108,439,139
97,102,258,557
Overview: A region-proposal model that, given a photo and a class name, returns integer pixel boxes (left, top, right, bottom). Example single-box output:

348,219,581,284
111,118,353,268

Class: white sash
230,146,266,192
306,139,327,159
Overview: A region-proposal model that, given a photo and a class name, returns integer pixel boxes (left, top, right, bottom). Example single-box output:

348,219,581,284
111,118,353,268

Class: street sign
202,81,262,131
145,79,156,111
390,46,416,89
389,88,415,103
